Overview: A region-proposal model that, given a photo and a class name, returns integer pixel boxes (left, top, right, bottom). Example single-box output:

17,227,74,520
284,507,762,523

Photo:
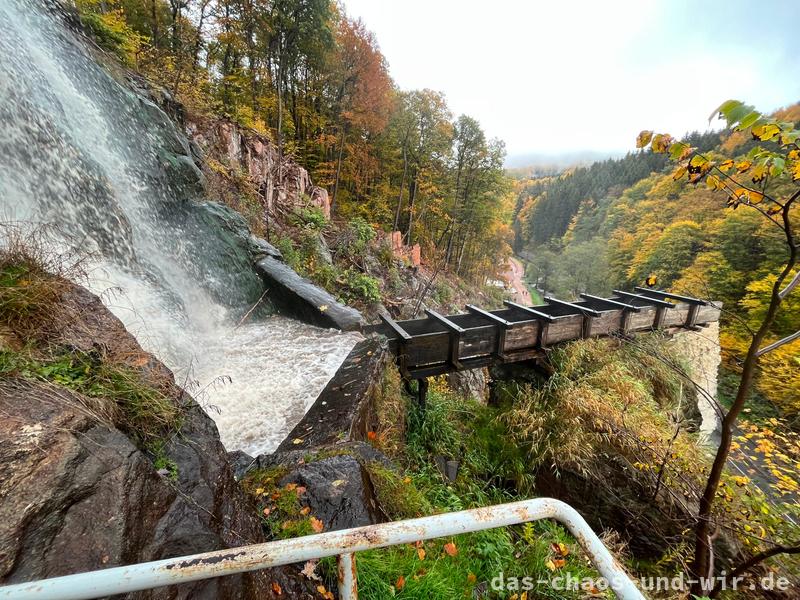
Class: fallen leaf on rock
301,560,321,581
292,438,304,445
310,517,324,532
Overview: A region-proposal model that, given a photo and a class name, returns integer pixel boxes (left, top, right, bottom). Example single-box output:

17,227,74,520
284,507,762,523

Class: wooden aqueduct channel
366,287,721,400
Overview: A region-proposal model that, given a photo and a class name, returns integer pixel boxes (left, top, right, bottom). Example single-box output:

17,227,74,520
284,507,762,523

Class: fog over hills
504,150,624,174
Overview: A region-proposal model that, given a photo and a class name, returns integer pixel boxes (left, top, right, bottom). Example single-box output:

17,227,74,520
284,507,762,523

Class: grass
1,231,184,465
0,227,76,340
333,378,607,599
0,347,183,447
241,466,322,540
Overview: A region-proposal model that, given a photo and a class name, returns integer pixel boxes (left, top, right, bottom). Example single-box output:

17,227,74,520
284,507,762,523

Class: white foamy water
0,0,359,454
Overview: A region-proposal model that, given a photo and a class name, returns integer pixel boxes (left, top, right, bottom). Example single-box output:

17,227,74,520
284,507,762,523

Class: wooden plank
544,296,602,317
425,309,464,368
580,293,640,312
633,287,708,305
425,309,466,333
379,314,412,340
466,304,512,327
543,314,583,343
504,321,540,351
503,300,556,322
613,289,676,309
405,332,450,367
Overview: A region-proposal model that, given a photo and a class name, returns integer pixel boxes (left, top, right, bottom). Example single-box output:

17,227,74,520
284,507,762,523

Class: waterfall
0,0,359,456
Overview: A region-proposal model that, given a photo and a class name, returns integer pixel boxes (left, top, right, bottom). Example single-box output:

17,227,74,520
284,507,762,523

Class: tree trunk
406,175,417,243
331,126,346,216
394,145,408,232
690,198,798,595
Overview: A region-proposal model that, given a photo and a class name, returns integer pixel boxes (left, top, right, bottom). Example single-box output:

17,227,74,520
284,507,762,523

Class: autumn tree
638,100,800,595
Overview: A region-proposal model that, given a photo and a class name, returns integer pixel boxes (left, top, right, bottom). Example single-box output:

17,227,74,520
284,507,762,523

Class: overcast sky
342,0,800,164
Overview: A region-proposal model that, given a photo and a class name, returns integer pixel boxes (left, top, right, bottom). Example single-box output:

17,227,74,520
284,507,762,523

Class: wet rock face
446,368,489,403
280,454,383,531
0,282,270,599
255,256,364,332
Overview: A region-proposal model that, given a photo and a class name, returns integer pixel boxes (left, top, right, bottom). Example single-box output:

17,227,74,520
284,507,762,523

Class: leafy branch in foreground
639,99,799,595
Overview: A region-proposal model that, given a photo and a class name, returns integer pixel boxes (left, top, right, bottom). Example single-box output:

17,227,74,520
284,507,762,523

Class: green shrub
290,205,328,231
341,268,381,304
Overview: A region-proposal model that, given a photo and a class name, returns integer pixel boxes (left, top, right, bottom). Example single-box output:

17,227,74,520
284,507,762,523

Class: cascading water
0,0,360,455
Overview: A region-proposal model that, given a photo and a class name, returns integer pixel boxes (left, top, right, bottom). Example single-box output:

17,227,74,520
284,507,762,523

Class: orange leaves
395,575,406,590
443,542,458,557
316,585,334,600
650,133,674,154
310,517,324,533
636,130,653,149
736,160,753,173
416,548,426,561
271,581,282,595
672,166,687,181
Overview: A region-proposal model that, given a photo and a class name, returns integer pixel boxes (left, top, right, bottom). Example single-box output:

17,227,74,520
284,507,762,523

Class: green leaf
668,142,690,161
710,100,742,123
770,156,785,177
737,111,762,130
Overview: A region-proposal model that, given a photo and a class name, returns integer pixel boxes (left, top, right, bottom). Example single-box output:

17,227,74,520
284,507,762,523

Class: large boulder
0,282,272,599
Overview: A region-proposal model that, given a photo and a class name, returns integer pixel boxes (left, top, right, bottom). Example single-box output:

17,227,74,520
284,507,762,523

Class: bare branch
708,544,800,598
757,329,800,356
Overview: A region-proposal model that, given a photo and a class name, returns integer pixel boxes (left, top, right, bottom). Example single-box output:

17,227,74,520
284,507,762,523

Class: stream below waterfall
0,0,360,456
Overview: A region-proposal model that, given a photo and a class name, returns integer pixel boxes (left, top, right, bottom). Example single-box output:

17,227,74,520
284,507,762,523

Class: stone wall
669,321,722,444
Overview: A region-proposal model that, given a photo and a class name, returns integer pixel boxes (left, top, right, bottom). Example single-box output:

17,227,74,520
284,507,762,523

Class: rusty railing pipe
0,498,645,600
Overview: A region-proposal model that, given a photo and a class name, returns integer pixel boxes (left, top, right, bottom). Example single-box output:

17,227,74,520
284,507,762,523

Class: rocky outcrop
255,256,364,332
446,368,489,403
187,119,330,218
0,283,271,598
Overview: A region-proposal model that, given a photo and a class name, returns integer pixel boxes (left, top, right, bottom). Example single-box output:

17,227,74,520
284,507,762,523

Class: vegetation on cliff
75,0,514,285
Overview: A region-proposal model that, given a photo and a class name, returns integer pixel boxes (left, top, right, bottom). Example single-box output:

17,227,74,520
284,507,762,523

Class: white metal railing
0,498,645,600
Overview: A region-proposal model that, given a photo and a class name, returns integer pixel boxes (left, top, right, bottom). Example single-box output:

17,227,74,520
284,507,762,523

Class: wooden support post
654,306,666,329
685,303,701,330
381,314,412,378
537,321,550,349
416,377,428,409
620,309,633,335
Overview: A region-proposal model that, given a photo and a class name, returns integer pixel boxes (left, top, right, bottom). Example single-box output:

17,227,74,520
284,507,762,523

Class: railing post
337,552,358,599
